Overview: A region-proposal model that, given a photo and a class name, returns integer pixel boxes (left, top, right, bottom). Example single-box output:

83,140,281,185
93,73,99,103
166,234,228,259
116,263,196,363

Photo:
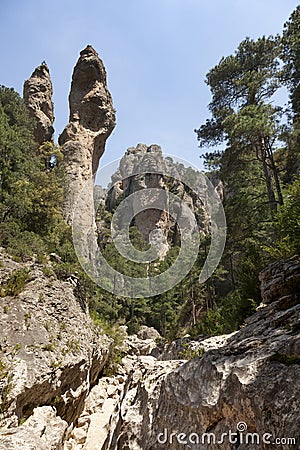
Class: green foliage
278,7,300,181
196,35,283,214
53,261,78,280
282,6,300,116
1,226,46,262
0,268,30,297
0,359,8,381
190,24,300,338
91,312,126,376
42,343,56,352
0,86,66,261
264,177,300,258
270,352,300,365
178,343,205,360
189,294,253,337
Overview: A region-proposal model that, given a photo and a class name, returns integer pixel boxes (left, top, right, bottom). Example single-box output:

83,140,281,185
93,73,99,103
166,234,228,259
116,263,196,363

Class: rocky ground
0,249,111,440
1,255,298,449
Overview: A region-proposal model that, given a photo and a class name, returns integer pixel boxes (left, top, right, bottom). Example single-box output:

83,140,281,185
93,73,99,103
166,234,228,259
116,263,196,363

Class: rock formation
59,45,115,226
107,258,300,449
63,258,300,449
1,252,299,449
0,407,68,450
23,63,54,144
104,144,210,257
0,249,111,433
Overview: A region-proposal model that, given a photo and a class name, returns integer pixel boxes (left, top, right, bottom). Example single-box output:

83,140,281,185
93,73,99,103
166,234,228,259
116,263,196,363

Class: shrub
0,268,30,297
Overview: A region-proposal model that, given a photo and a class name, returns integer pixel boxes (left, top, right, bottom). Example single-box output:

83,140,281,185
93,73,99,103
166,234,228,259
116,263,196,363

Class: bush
0,268,30,297
1,225,46,261
264,176,300,258
91,311,126,376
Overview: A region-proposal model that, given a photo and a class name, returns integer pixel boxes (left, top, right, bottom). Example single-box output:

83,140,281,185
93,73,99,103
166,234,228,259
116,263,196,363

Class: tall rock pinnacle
59,45,115,251
23,63,54,144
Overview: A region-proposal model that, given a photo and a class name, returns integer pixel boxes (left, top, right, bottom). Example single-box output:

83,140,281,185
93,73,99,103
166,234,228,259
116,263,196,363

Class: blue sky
0,0,298,184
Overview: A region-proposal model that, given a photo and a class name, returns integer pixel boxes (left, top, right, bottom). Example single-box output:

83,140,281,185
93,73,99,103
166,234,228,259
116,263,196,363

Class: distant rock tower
23,63,54,144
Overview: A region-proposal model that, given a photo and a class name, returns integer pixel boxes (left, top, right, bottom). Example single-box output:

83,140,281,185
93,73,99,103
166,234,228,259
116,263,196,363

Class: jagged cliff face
23,63,54,144
104,143,209,256
59,45,115,225
64,258,300,450
0,250,111,435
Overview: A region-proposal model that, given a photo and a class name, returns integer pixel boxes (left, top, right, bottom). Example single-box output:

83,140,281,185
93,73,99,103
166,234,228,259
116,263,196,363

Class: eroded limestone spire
59,45,115,255
23,63,54,144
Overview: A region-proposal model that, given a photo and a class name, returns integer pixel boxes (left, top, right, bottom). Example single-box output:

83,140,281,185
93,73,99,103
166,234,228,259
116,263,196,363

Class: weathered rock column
59,45,115,228
23,63,54,144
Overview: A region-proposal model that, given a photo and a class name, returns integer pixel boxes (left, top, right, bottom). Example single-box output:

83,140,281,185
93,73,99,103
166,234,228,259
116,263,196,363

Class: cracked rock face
65,258,299,450
109,258,300,450
0,406,68,450
0,250,111,433
59,45,115,226
23,63,54,144
105,144,209,258
1,259,299,449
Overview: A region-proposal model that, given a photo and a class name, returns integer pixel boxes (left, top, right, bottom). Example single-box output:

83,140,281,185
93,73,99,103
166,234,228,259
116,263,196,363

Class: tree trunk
191,286,196,326
255,140,277,216
265,137,284,206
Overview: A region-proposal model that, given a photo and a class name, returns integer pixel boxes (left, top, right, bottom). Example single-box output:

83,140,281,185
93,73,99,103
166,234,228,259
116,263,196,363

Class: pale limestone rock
59,45,115,227
125,334,158,356
71,427,87,445
159,332,236,360
77,416,91,428
136,325,161,341
0,406,68,450
63,330,168,449
104,144,209,258
103,259,300,449
23,63,54,144
38,260,300,450
0,250,111,429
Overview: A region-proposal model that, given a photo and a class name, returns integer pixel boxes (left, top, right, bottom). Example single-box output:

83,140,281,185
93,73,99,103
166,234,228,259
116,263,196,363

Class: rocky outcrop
1,258,299,449
259,257,300,304
62,258,300,449
23,63,54,144
59,45,115,226
104,144,210,256
0,250,111,434
105,144,170,256
0,406,68,450
108,258,299,449
63,327,182,450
